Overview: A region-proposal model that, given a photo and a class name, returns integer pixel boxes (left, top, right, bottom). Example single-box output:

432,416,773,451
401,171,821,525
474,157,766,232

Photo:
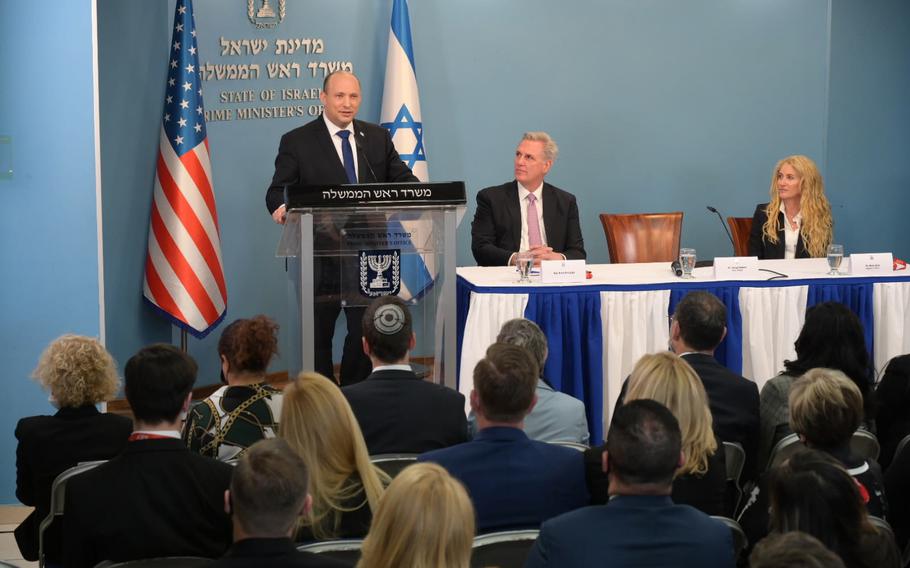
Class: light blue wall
0,3,101,502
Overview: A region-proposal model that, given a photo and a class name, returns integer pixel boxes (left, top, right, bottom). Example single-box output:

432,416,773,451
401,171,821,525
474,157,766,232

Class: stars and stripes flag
380,0,434,301
143,0,226,337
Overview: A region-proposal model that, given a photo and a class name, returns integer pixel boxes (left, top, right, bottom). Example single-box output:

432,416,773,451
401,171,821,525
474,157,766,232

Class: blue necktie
336,130,357,184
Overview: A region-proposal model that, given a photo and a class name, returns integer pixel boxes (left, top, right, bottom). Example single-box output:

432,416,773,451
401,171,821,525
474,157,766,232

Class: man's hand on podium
272,204,287,225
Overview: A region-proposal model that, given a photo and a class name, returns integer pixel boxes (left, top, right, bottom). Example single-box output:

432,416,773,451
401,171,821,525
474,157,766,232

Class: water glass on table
515,251,534,283
827,244,844,276
679,248,696,279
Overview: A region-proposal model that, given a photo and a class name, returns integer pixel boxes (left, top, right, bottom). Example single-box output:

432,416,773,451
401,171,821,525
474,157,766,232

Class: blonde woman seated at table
748,155,833,259
358,463,474,568
280,372,389,542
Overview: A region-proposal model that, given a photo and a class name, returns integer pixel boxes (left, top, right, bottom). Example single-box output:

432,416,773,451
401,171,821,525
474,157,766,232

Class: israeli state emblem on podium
360,250,401,297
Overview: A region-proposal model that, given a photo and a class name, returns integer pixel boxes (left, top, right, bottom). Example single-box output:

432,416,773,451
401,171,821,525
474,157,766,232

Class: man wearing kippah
342,295,468,455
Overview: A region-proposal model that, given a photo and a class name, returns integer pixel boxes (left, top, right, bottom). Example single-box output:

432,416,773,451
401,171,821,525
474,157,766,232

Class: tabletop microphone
355,133,378,182
706,205,736,252
670,260,683,277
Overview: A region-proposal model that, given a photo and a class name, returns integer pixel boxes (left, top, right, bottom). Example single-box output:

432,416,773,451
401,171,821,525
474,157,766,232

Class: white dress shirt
780,203,802,259
323,113,359,181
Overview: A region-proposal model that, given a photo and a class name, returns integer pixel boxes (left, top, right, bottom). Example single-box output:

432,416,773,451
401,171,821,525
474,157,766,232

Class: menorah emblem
368,254,392,289
359,249,401,298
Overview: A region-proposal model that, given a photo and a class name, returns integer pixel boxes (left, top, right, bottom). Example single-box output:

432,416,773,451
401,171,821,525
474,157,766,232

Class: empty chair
38,461,106,568
599,212,683,263
370,453,419,478
851,428,881,462
472,529,540,568
766,433,806,471
726,217,753,256
711,516,748,562
723,441,746,516
297,539,364,564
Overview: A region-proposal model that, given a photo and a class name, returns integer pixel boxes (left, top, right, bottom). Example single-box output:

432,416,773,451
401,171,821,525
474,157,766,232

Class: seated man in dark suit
212,438,350,567
527,400,734,567
418,343,588,532
64,344,233,567
470,132,586,266
343,295,468,454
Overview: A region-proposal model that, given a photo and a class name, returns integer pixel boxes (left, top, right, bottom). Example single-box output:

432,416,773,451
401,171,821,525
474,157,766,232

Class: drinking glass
515,251,534,283
679,248,696,279
827,244,844,276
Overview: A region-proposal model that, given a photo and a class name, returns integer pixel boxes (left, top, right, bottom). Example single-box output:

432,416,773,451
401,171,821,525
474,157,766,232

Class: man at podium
265,71,417,385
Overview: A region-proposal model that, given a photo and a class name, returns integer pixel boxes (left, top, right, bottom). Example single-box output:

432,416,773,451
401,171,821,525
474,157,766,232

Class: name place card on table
714,257,759,280
541,259,586,283
849,253,893,276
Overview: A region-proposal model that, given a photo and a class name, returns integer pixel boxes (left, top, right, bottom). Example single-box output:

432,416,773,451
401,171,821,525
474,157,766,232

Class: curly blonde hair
625,352,717,476
761,155,833,258
32,334,120,408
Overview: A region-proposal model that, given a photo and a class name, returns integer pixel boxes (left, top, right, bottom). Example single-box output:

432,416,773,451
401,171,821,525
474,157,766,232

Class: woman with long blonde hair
358,463,475,568
623,351,726,515
280,372,388,541
748,155,833,259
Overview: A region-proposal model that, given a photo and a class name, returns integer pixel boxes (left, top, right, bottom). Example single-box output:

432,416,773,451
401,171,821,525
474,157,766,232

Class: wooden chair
471,529,540,568
599,212,683,263
726,217,753,256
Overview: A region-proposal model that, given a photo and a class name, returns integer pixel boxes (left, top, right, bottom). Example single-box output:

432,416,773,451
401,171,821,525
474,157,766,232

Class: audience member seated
759,302,876,467
343,296,467,455
358,463,474,568
211,438,351,567
762,450,899,568
468,318,589,445
419,343,588,532
14,335,132,564
64,344,233,567
589,352,726,515
750,532,847,568
183,315,283,461
875,354,910,469
526,400,734,567
741,368,888,546
281,372,388,541
884,433,910,549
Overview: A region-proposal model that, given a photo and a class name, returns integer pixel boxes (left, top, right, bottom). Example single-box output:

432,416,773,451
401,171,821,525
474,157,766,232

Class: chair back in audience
599,212,683,263
711,516,748,563
893,433,910,467
726,217,753,257
370,453,419,479
95,557,213,567
471,529,539,568
850,428,881,462
38,460,107,568
766,433,807,471
298,538,364,563
722,441,746,516
546,441,589,452
868,516,896,543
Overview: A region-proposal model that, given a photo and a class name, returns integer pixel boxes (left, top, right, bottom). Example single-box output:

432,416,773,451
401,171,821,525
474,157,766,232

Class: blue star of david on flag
381,104,425,170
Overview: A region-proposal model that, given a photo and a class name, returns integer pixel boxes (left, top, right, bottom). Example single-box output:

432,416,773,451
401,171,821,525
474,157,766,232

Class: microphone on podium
706,206,736,253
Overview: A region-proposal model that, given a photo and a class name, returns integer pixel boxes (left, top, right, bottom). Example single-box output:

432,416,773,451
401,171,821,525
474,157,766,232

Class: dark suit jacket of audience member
418,426,588,532
470,181,586,266
875,354,910,469
885,441,910,549
63,438,233,568
210,538,352,568
747,203,811,259
525,495,734,568
584,436,727,516
343,368,468,455
14,406,132,562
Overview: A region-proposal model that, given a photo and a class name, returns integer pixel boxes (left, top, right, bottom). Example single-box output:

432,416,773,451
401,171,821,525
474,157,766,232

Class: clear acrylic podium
276,181,466,388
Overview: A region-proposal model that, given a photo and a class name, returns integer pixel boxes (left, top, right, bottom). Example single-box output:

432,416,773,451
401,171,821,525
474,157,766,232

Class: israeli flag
381,0,434,302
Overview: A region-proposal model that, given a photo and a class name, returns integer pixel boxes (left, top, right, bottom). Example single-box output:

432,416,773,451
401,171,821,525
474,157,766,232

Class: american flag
143,0,226,337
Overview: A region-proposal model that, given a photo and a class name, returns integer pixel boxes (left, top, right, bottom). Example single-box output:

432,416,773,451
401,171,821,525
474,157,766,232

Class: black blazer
63,438,233,568
470,181,586,266
343,368,468,455
747,202,810,259
265,117,417,213
14,406,132,562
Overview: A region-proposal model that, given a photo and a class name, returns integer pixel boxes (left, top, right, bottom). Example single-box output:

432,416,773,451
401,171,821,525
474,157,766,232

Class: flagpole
180,327,188,353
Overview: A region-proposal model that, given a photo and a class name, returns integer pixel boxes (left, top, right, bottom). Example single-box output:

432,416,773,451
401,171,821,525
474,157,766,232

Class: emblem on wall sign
248,0,285,29
360,250,401,298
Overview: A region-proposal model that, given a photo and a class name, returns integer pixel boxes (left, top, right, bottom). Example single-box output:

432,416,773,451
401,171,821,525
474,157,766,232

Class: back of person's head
362,296,413,363
673,291,726,351
768,450,873,564
32,334,120,408
786,302,874,416
606,399,681,487
358,463,474,568
496,318,548,372
625,351,716,476
124,343,196,424
473,342,539,423
218,315,279,374
280,372,386,539
231,438,308,537
750,531,847,568
789,368,863,451
876,354,910,432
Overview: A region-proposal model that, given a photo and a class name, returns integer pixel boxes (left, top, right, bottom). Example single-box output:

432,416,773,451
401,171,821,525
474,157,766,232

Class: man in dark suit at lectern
265,71,418,385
